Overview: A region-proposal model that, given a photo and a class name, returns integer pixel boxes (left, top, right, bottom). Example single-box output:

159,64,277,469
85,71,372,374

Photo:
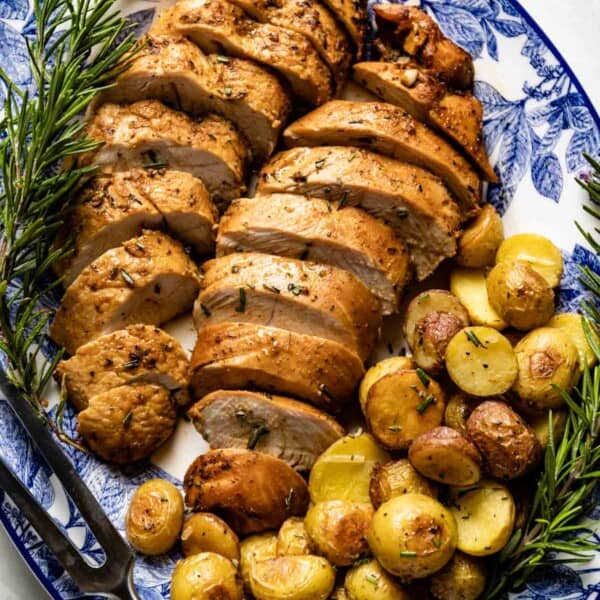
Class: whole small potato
240,532,278,590
486,261,554,331
345,559,410,599
369,459,438,508
429,551,486,600
528,409,568,447
443,392,481,436
276,517,313,556
126,479,183,555
181,512,240,560
368,494,457,580
513,327,581,409
359,357,414,410
457,204,504,268
304,501,373,566
547,312,598,369
466,401,542,479
171,552,243,600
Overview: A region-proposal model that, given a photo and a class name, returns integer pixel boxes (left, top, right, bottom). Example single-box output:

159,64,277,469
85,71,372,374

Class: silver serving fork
0,372,140,599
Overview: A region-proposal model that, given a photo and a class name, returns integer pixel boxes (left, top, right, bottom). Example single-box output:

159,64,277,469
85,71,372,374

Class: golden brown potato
249,555,336,600
368,494,457,579
429,551,486,600
276,517,313,556
359,357,414,410
486,261,555,331
496,233,563,287
443,392,481,436
171,552,243,600
457,204,504,268
408,426,482,486
513,327,581,409
528,409,568,447
448,480,515,556
344,559,410,599
126,479,183,555
309,433,390,504
304,501,373,566
446,327,518,396
547,312,598,369
181,512,240,560
450,268,507,330
183,449,309,534
240,532,278,590
466,400,542,479
369,459,438,508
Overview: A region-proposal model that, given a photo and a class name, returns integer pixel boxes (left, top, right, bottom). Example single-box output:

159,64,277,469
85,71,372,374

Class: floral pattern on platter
0,0,599,598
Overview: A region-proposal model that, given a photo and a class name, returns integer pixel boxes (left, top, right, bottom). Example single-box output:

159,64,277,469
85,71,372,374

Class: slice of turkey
188,389,344,470
318,0,367,56
257,146,461,280
82,100,248,205
217,194,410,314
189,322,365,411
194,252,381,361
283,100,481,216
50,230,201,354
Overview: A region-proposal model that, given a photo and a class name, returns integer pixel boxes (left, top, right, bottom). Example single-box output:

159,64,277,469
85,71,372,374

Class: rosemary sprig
0,0,136,448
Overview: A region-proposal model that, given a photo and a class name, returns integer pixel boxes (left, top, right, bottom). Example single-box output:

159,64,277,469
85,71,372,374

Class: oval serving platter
0,0,599,598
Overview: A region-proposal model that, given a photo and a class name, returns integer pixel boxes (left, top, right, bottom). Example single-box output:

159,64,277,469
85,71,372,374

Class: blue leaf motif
557,245,600,313
0,0,29,20
535,111,564,155
426,4,484,57
482,20,498,61
496,0,520,17
490,17,525,37
567,127,600,173
0,21,30,88
531,152,562,202
427,0,495,18
526,565,583,595
474,80,514,115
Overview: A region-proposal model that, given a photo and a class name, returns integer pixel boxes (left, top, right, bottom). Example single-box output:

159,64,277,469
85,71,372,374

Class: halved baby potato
547,312,598,369
457,204,504,268
359,357,414,410
408,426,482,486
276,517,313,557
240,532,278,591
443,392,481,436
448,480,515,556
429,551,487,600
344,559,410,599
445,327,518,396
180,512,240,560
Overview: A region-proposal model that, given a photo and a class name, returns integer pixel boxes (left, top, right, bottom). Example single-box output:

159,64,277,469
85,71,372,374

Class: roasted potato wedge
126,479,183,555
443,392,481,436
344,559,410,599
528,409,568,448
450,268,507,330
547,312,598,369
304,501,373,566
448,480,515,556
446,327,518,396
181,512,240,560
369,458,438,508
466,401,542,479
276,517,313,557
368,494,457,579
183,449,309,534
249,555,336,600
457,204,504,268
240,532,278,590
486,261,555,331
309,433,390,504
359,357,414,410
409,426,483,486
429,551,486,600
364,369,445,450
496,233,563,287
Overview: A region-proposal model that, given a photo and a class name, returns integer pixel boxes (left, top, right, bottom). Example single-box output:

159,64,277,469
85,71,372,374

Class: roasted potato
344,558,410,599
309,433,390,504
486,261,555,330
126,479,183,555
448,480,515,556
183,449,309,535
446,327,518,396
364,369,445,450
249,555,336,600
496,233,563,287
171,552,243,600
443,392,481,436
240,532,278,590
359,357,414,410
304,501,373,566
466,401,542,480
332,586,351,600
513,327,581,410
429,551,486,600
181,512,240,560
547,312,598,369
457,204,504,268
528,409,568,447
368,494,457,579
450,268,507,330
369,459,438,508
276,517,313,556
409,426,483,486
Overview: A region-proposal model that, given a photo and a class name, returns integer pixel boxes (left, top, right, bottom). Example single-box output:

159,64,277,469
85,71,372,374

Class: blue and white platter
0,0,599,598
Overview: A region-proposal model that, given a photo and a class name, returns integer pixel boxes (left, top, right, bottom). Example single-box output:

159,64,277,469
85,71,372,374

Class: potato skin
457,204,504,268
171,552,243,600
359,357,414,410
547,312,598,369
368,494,457,580
444,392,481,436
429,551,486,600
486,261,554,331
180,512,240,560
466,401,542,479
276,517,313,556
345,559,410,599
369,459,438,508
304,501,373,566
183,449,309,534
240,532,278,591
126,479,183,555
409,426,482,486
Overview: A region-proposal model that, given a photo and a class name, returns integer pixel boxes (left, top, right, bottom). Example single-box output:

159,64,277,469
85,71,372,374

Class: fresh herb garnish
236,287,246,312
416,368,430,387
284,488,295,510
263,283,281,294
388,425,402,432
417,293,430,304
365,574,378,585
416,394,435,414
216,55,229,63
465,330,487,348
400,551,417,558
288,283,306,296
122,411,133,427
247,422,269,449
222,87,233,96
